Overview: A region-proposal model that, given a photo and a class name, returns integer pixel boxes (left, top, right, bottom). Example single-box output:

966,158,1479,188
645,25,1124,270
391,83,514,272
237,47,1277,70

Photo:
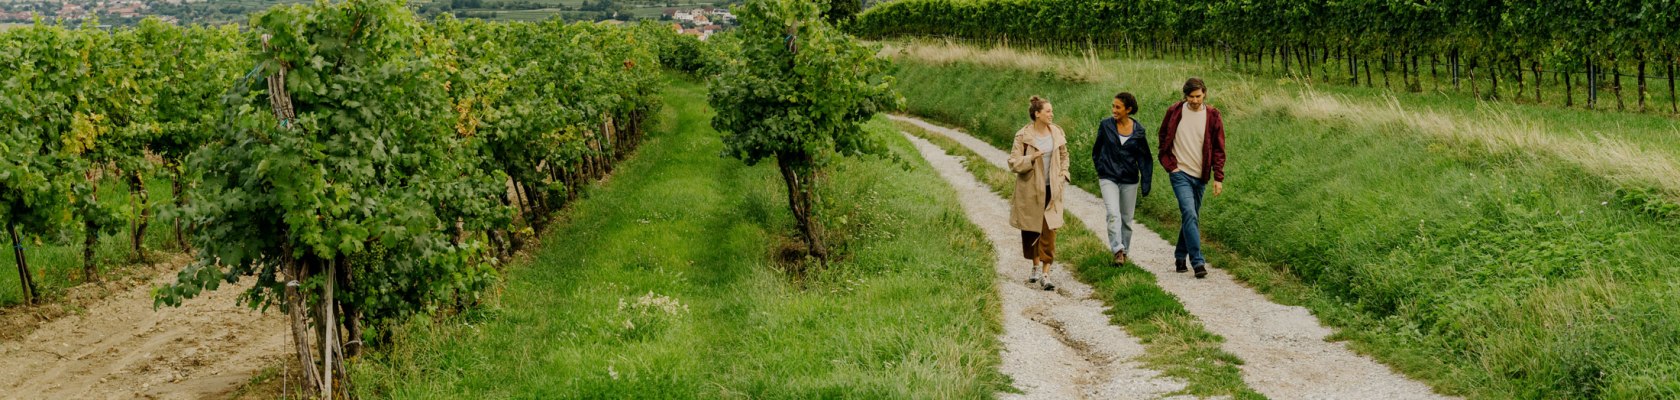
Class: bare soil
0,256,288,400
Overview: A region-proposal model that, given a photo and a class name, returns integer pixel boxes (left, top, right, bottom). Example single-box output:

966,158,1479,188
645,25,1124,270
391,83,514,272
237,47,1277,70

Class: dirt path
904,133,1191,399
0,261,288,400
894,115,1455,400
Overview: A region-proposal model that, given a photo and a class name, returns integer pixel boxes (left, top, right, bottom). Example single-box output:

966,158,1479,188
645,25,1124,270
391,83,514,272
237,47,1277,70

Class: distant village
0,0,173,24
663,6,731,40
0,0,738,32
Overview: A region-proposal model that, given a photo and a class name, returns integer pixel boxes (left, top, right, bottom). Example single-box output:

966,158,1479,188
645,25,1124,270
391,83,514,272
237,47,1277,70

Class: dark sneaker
1193,264,1208,279
1112,249,1127,265
1175,259,1188,273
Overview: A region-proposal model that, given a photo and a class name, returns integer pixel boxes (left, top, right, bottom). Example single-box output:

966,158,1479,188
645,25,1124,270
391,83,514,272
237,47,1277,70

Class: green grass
897,120,1264,399
889,49,1680,398
1,172,190,307
352,75,1012,398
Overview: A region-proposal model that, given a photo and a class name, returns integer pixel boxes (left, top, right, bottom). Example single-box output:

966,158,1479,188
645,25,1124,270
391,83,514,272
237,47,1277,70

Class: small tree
708,0,902,261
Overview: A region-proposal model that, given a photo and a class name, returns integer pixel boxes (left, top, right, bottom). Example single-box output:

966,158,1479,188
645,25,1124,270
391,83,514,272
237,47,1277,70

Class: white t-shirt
1034,135,1054,184
1173,104,1208,179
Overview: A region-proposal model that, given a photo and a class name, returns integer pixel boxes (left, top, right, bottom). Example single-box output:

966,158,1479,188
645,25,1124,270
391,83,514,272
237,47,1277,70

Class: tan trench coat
1007,123,1070,233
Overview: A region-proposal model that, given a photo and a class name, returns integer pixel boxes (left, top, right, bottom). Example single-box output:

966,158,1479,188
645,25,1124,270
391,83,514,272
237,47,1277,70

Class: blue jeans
1169,171,1206,266
1098,179,1138,254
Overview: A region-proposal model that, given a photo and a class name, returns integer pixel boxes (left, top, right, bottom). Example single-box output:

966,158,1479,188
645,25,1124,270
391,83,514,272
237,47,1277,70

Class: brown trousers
1020,184,1056,263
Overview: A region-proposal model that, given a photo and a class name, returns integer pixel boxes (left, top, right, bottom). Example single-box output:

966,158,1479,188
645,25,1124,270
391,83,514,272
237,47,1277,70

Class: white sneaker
1040,278,1055,291
1028,269,1041,284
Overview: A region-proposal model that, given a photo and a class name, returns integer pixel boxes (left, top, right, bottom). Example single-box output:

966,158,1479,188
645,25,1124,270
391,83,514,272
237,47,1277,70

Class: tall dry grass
879,38,1113,83
1259,88,1680,200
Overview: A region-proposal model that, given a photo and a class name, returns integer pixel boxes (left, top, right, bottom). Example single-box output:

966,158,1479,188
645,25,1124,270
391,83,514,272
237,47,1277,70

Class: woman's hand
1212,181,1224,196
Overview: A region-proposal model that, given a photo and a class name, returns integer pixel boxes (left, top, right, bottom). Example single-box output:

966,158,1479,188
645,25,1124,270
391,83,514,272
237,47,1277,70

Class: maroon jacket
1157,101,1227,182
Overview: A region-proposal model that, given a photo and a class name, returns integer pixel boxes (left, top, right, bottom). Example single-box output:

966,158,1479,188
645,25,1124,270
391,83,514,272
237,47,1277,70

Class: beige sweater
1172,104,1208,179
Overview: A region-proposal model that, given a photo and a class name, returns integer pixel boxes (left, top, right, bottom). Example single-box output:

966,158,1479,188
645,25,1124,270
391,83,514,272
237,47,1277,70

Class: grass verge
898,120,1264,399
350,75,1011,398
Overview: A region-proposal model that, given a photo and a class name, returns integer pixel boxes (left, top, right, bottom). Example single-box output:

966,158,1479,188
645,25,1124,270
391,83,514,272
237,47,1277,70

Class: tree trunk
84,179,102,283
1638,56,1648,112
129,171,149,262
1409,51,1421,92
337,259,363,358
84,217,99,283
1282,45,1291,75
322,258,336,399
1567,66,1576,107
1470,57,1480,99
1533,61,1543,104
1322,45,1332,82
1669,54,1677,114
1364,57,1374,87
10,222,38,306
1348,48,1358,85
1432,53,1440,91
1490,55,1500,100
1514,57,1525,100
1298,46,1309,79
1382,52,1392,89
776,154,827,261
1614,56,1624,111
1400,51,1411,90
285,258,322,396
172,169,188,251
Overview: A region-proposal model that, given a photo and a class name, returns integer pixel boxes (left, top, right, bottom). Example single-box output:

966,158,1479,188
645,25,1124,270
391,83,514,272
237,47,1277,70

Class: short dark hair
1114,92,1139,115
1028,95,1049,121
1182,78,1207,97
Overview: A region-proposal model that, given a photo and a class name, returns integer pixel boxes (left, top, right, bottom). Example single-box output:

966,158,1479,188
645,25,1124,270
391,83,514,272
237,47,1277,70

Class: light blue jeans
1098,179,1138,255
1169,171,1207,266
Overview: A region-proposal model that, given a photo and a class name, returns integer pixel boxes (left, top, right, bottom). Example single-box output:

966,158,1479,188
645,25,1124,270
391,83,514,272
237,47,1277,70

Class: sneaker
1175,259,1188,273
1193,264,1208,279
1040,278,1055,291
1028,268,1041,284
1112,249,1127,265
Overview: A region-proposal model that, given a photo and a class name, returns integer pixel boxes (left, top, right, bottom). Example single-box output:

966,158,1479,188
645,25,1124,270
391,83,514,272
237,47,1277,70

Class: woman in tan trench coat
1008,96,1070,291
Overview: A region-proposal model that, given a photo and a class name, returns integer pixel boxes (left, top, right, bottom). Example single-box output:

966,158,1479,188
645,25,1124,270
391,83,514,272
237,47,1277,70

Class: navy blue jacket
1092,116,1152,196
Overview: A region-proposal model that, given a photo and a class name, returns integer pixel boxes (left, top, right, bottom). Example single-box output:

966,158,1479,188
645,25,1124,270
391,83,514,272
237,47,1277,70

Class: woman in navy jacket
1091,92,1152,265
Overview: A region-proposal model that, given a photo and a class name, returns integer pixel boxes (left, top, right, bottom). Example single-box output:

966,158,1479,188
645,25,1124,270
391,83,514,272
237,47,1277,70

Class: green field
887,42,1680,398
353,76,1013,398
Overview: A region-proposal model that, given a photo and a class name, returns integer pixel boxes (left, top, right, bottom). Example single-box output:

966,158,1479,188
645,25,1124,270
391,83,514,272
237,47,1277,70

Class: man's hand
1212,181,1224,196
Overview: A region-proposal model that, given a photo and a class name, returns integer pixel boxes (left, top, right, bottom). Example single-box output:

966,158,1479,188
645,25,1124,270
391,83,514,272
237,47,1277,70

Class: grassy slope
354,76,1010,398
890,52,1680,398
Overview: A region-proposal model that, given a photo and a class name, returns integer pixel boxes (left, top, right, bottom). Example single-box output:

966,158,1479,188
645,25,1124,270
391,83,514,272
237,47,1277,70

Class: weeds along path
894,114,1454,400
902,132,1189,399
0,257,287,399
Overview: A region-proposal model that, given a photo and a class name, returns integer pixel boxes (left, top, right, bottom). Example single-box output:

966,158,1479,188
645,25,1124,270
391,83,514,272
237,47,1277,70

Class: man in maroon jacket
1157,78,1227,279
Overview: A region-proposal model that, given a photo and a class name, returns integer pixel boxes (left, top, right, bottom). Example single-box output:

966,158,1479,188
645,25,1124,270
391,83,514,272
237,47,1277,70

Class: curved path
904,133,1191,399
895,114,1454,400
